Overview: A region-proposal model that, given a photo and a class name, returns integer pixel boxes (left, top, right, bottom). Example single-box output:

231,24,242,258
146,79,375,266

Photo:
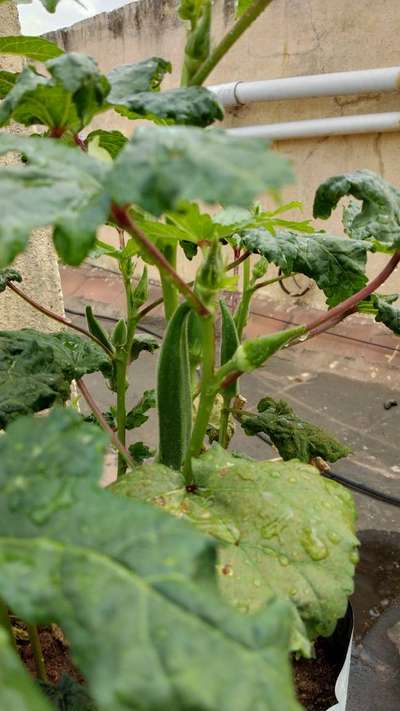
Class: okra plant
0,0,399,708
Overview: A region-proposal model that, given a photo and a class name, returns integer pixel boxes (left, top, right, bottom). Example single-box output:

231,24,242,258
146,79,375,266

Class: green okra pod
157,301,192,470
85,305,113,352
219,299,240,398
111,319,128,348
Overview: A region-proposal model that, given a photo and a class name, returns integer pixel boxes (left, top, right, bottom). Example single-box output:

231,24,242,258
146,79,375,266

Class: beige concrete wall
0,3,65,330
46,0,400,310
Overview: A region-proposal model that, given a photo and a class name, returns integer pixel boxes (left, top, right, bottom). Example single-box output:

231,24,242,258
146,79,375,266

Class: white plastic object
226,112,400,140
209,67,400,107
326,626,353,711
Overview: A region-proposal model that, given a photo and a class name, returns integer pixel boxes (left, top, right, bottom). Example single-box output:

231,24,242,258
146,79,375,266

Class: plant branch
111,205,210,317
27,624,48,682
136,251,251,322
7,282,113,356
73,133,88,151
76,378,133,468
305,251,400,334
252,271,297,292
189,0,275,86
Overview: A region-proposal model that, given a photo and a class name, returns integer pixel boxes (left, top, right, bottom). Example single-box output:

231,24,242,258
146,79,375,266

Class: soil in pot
15,622,344,711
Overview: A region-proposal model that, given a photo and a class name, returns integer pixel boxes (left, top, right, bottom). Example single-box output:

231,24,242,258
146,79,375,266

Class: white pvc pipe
210,67,400,107
226,112,400,140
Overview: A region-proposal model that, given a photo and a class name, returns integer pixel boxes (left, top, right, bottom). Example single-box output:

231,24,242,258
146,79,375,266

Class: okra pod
157,301,192,469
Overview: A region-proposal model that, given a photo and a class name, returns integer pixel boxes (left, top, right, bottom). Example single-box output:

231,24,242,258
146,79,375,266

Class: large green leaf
358,293,400,335
0,628,53,711
0,408,302,711
0,54,109,131
0,134,110,266
113,445,359,651
240,228,369,306
0,36,63,61
109,125,293,216
314,169,400,250
0,329,111,428
113,86,223,127
237,397,351,462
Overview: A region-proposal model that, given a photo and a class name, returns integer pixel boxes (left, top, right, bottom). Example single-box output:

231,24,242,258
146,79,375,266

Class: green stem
160,245,179,320
234,256,251,339
218,393,231,448
184,315,216,482
27,624,48,682
115,357,128,477
189,0,275,86
0,598,16,651
111,205,209,317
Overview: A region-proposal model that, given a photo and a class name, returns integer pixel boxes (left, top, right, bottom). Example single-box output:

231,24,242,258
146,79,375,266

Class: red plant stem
7,282,113,356
306,251,400,334
111,205,210,317
73,133,88,151
76,378,133,468
49,126,65,139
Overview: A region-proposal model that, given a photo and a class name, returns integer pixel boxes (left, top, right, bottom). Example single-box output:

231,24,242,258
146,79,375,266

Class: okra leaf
114,445,359,651
86,129,127,159
0,267,22,292
0,70,18,99
125,389,156,429
130,333,159,360
0,329,111,428
0,54,109,131
107,57,171,98
39,675,96,711
0,36,63,61
112,86,223,127
314,170,400,250
0,408,301,711
0,628,53,711
237,397,350,462
0,134,110,266
240,228,368,307
109,125,293,216
128,441,155,465
358,293,400,335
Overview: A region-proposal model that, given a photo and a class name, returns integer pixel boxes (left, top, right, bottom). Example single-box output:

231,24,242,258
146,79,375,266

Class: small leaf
0,628,53,711
129,333,159,361
125,389,156,430
238,397,350,462
0,329,111,428
0,268,22,293
39,675,96,711
128,441,154,465
113,86,223,127
358,293,400,335
0,408,302,711
240,228,369,307
314,169,400,250
86,129,127,159
109,125,293,216
107,57,171,99
0,36,63,61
